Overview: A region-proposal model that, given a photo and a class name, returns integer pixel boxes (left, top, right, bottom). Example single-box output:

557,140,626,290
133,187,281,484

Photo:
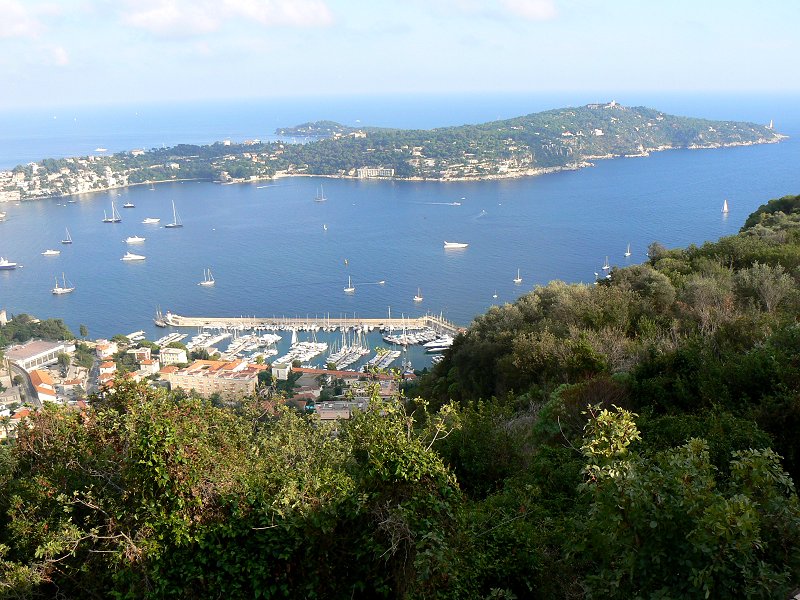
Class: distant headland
0,102,786,202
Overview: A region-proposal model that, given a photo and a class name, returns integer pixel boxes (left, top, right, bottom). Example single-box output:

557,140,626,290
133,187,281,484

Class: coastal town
0,102,784,202
0,309,460,442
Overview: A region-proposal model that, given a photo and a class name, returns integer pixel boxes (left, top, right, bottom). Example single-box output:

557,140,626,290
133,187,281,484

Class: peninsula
0,102,785,201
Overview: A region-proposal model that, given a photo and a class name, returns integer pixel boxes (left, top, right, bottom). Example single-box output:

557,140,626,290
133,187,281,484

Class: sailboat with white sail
61,227,73,244
52,273,75,295
102,199,122,223
624,243,631,257
413,288,423,302
602,256,611,271
722,199,729,213
198,268,215,287
513,268,522,284
165,200,183,228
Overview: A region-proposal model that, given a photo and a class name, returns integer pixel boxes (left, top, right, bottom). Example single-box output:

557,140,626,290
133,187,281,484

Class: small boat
52,273,75,295
513,268,522,284
198,268,215,287
121,252,145,261
722,199,729,213
343,276,355,294
142,217,160,224
0,211,6,220
122,202,135,208
125,235,146,244
67,199,77,204
95,147,107,152
0,257,17,270
323,224,328,231
314,185,327,202
492,291,498,300
154,307,167,327
61,227,73,244
41,249,61,256
602,256,611,271
102,199,122,223
413,288,423,302
164,199,183,228
624,243,631,257
444,241,469,249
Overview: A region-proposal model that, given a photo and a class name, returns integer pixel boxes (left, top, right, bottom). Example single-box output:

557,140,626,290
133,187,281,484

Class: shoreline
2,136,788,203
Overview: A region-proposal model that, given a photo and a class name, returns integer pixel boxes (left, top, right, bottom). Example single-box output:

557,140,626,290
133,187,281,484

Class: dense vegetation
0,314,73,347
2,195,800,598
5,104,783,202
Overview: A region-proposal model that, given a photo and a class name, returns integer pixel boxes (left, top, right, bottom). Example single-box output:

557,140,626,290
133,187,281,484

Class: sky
1,0,799,109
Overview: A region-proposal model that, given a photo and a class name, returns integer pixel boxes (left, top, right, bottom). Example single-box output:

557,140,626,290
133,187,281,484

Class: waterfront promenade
162,312,464,337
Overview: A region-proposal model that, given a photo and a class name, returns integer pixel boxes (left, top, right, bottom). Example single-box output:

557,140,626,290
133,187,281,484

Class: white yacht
52,273,75,295
444,241,469,249
164,199,183,228
122,202,135,208
41,249,61,256
513,268,522,284
0,257,17,270
121,252,145,261
125,235,146,244
624,243,631,257
142,217,160,224
198,268,215,286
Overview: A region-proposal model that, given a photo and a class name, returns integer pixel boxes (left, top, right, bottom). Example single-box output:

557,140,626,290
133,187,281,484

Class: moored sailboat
198,268,215,286
343,276,355,294
61,227,73,244
52,273,75,295
102,199,122,223
513,268,522,284
624,243,631,257
314,185,327,202
413,288,423,302
164,200,183,228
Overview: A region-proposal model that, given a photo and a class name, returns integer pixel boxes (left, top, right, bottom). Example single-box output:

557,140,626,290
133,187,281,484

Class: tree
578,405,800,599
79,324,88,339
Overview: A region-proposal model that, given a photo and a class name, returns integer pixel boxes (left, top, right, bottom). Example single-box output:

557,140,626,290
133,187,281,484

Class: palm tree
0,415,13,441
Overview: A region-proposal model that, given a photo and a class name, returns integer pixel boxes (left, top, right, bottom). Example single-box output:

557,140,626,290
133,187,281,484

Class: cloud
499,0,557,21
223,0,333,27
51,45,69,66
120,0,333,37
122,1,221,35
0,0,44,38
421,0,558,22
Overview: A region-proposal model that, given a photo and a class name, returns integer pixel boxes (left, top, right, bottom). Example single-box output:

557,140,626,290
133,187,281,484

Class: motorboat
41,249,61,256
142,217,160,224
0,257,17,270
125,235,146,243
121,252,145,261
444,241,468,249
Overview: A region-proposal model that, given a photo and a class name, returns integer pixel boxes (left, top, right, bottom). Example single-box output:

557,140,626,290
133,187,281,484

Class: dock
161,312,463,337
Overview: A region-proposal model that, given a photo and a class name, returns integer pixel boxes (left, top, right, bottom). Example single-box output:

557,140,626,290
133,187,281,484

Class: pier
161,312,464,337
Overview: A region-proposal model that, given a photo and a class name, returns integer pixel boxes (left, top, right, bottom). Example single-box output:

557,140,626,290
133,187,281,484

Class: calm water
1,94,799,356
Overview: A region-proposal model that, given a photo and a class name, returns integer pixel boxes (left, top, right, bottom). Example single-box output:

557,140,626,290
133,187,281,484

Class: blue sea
1,93,799,366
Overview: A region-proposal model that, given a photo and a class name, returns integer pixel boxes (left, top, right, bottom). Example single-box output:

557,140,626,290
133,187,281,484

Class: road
9,363,41,408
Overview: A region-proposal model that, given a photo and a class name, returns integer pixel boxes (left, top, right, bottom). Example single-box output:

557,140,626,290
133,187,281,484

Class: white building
160,347,188,365
5,339,76,371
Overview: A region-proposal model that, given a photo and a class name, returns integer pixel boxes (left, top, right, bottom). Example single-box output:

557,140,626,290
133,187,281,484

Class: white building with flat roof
5,339,75,371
